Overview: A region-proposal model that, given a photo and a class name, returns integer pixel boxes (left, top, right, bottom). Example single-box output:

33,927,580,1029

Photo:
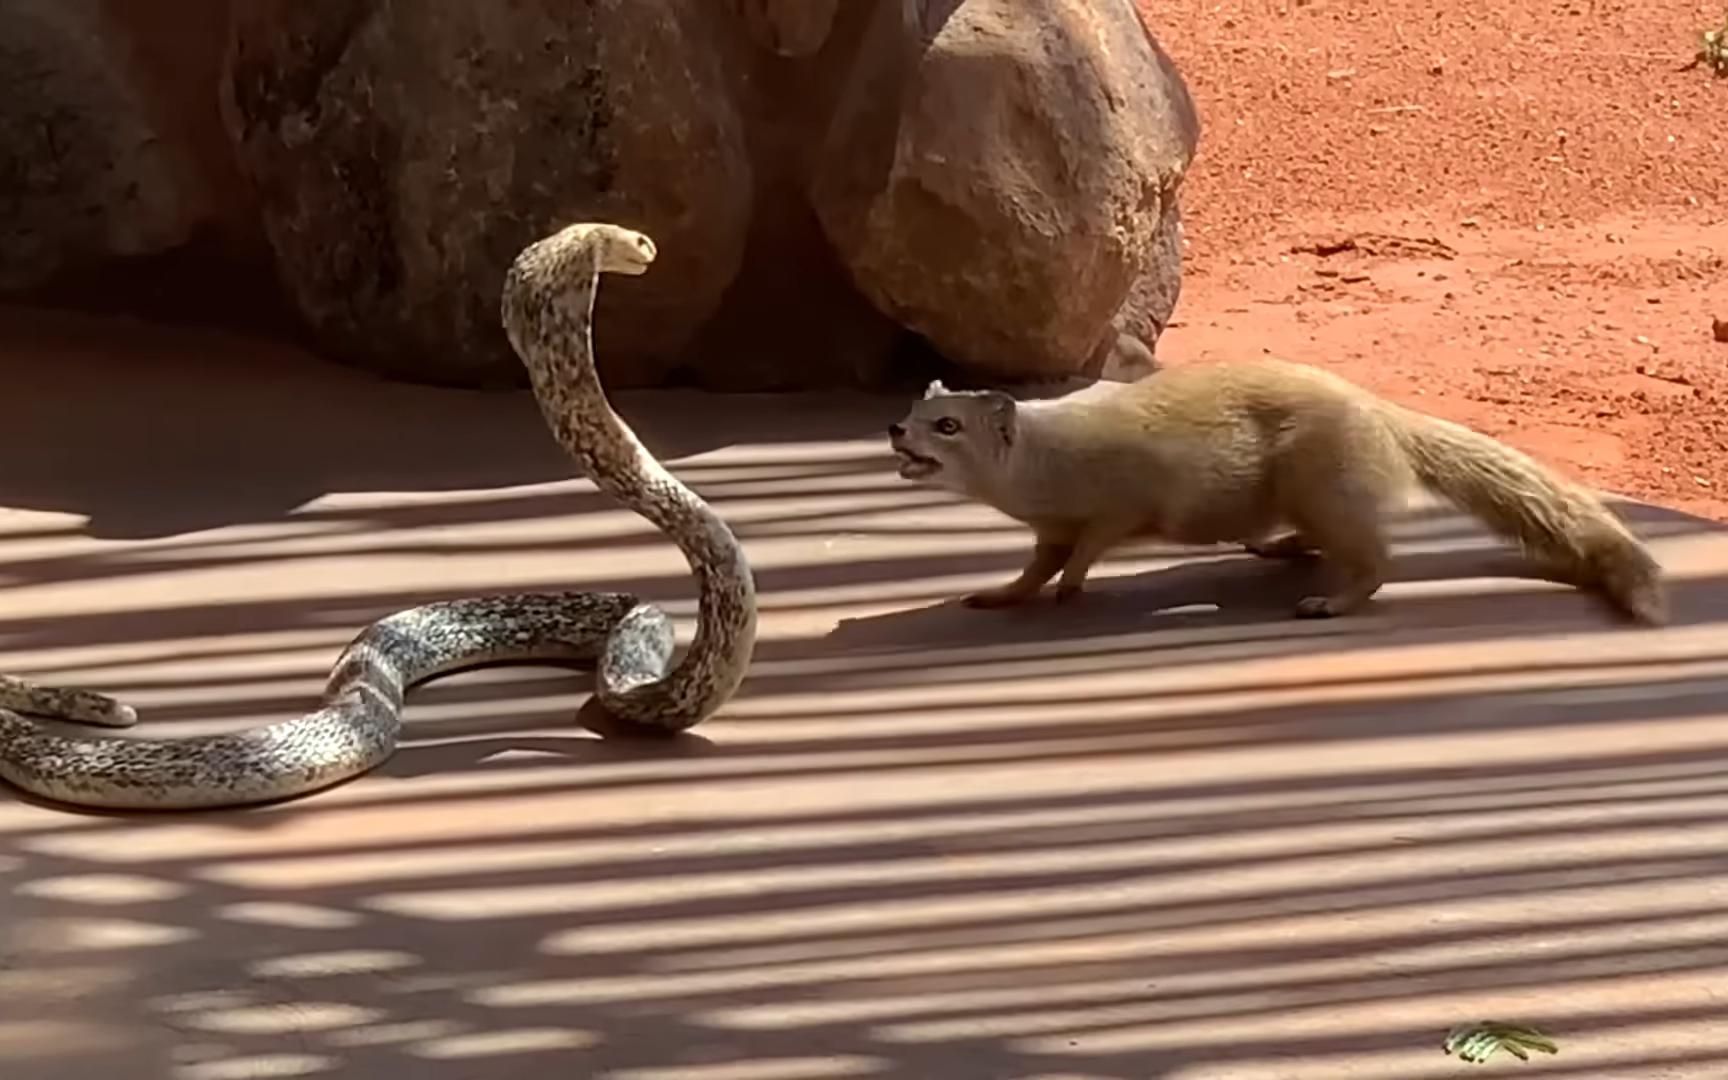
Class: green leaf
1443,1021,1560,1065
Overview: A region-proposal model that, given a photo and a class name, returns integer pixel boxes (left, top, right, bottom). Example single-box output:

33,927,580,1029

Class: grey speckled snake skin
0,223,757,811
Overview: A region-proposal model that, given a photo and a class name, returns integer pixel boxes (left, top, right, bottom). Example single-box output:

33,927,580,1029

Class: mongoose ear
922,380,948,399
981,390,1017,447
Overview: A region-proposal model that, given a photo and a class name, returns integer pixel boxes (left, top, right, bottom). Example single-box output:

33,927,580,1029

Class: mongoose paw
1293,596,1341,619
1053,583,1084,605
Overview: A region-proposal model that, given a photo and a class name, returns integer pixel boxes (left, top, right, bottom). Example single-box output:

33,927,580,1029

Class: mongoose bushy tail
1379,401,1666,624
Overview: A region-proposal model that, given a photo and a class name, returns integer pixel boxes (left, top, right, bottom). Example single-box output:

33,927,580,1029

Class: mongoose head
887,381,1017,491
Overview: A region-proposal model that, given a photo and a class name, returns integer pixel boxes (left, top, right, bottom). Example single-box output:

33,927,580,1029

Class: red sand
1142,0,1728,520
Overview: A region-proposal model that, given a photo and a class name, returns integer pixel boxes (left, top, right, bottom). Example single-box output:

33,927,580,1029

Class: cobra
0,223,757,811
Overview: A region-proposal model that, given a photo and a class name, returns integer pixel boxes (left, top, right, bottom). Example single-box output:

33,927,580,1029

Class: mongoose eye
933,417,962,436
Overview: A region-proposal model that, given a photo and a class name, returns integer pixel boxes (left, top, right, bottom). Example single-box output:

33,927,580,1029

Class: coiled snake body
0,223,757,811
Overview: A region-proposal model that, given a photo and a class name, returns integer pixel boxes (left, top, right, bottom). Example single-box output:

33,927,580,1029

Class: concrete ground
3,304,1728,1080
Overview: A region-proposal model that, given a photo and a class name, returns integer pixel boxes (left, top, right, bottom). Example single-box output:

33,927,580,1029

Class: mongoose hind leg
1284,494,1389,619
964,540,1073,609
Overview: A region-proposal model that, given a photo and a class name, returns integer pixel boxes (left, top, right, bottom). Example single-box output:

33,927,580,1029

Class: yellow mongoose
887,357,1666,623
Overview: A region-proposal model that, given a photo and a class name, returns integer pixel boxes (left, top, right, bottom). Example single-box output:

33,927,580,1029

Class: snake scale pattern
0,223,757,811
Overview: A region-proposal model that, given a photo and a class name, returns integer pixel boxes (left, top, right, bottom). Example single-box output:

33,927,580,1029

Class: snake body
0,222,756,811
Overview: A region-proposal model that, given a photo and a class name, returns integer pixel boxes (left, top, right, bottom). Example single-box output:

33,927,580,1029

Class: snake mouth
894,449,942,480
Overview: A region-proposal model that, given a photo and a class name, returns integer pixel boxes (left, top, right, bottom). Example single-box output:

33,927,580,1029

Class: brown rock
1092,331,1163,384
664,0,917,391
221,0,754,388
811,0,1197,383
1105,24,1200,360
2,0,299,337
93,0,266,262
1713,317,1728,344
734,0,839,58
1106,197,1188,367
194,0,1196,391
0,2,200,290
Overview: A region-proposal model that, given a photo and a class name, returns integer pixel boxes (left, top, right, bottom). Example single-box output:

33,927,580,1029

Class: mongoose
886,357,1666,624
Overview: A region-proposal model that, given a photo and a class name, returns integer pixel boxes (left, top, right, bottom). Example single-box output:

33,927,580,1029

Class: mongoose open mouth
894,449,941,480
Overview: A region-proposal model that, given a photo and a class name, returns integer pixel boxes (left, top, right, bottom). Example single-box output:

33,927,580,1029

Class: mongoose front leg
1054,518,1142,603
964,540,1073,609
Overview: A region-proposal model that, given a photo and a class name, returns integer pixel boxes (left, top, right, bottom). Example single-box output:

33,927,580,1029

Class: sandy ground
1,315,1727,1078
1144,0,1727,520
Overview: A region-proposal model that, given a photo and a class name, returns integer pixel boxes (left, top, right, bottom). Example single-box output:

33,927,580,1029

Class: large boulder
734,0,841,58
221,0,755,388
218,0,1195,390
41,0,1210,392
0,2,199,290
811,0,1198,383
0,0,293,333
2,0,1196,391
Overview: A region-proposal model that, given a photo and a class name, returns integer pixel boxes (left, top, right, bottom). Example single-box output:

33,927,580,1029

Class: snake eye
933,417,961,436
